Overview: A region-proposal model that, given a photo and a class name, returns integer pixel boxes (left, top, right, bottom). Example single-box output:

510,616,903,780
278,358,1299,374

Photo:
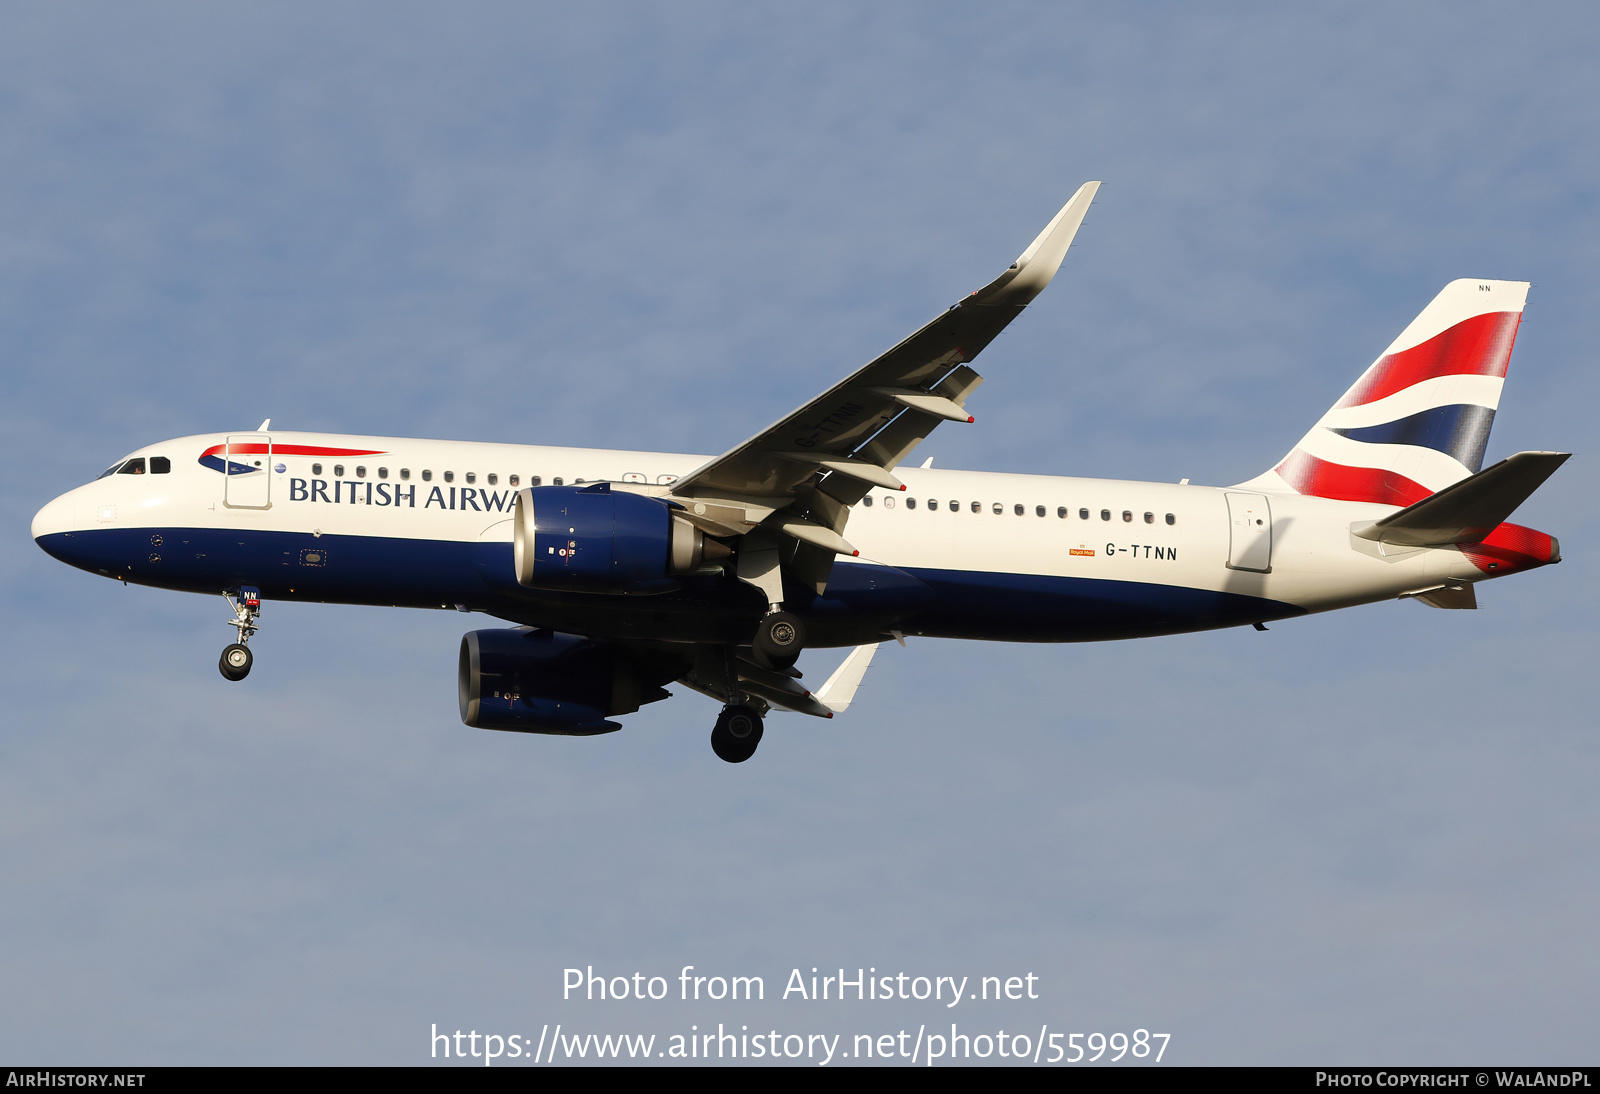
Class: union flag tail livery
30,187,1571,763
1248,279,1528,506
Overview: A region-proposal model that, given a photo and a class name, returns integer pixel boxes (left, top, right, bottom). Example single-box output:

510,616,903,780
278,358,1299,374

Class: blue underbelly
37,527,1302,643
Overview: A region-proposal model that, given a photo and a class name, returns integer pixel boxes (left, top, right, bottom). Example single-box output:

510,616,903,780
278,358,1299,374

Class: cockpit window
117,458,147,475
96,461,125,479
150,457,171,474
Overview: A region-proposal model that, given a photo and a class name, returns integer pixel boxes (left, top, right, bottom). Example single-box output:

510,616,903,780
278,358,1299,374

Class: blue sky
2,3,1597,1064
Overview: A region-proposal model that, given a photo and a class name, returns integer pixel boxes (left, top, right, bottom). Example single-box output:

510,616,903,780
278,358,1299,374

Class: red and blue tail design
1243,279,1529,507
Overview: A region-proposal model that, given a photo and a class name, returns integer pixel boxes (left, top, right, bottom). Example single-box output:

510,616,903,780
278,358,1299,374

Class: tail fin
1243,279,1529,506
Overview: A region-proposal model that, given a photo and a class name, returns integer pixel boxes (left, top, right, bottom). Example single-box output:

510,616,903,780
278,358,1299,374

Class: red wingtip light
966,415,975,423
852,550,860,557
899,485,906,491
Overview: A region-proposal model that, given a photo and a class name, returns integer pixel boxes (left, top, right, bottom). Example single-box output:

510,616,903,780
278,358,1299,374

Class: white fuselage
34,431,1494,643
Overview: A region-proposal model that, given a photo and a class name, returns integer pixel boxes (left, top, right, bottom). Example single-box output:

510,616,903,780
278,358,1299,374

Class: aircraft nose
32,490,80,542
32,489,98,569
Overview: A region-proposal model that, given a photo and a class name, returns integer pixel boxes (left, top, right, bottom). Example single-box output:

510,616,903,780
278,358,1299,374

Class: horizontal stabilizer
816,643,879,713
1354,451,1569,548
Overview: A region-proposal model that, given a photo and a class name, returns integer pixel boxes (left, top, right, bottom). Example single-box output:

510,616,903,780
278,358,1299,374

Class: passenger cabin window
378,467,388,479
1144,512,1154,524
1014,504,1024,516
444,471,455,483
150,457,170,474
312,463,323,476
971,501,981,513
553,477,563,486
400,468,410,480
333,464,345,477
1036,505,1046,517
487,473,498,486
862,495,873,507
422,470,433,481
949,500,959,512
992,503,1002,515
882,496,896,509
1080,508,1090,520
531,476,542,486
508,475,518,487
906,497,917,509
118,458,146,475
465,472,476,484
1101,509,1111,521
355,466,366,478
1122,510,1133,522
1165,513,1176,525
1057,506,1068,518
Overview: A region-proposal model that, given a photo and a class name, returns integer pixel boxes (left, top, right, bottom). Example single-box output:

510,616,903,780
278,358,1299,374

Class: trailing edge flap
1353,451,1569,548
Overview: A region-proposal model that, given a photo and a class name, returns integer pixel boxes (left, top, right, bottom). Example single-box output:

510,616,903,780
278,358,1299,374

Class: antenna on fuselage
257,418,271,431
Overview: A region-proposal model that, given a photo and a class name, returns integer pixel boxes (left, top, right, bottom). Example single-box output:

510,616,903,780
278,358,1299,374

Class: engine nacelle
458,628,676,735
512,483,722,593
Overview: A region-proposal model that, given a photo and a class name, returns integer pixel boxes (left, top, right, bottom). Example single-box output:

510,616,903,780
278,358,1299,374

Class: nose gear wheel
218,587,261,682
219,643,253,681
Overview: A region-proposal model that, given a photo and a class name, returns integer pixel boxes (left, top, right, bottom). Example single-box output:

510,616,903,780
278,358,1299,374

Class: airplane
31,182,1569,763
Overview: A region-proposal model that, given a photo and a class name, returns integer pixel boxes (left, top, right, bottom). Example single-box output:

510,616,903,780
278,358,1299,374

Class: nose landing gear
219,587,261,681
710,703,765,764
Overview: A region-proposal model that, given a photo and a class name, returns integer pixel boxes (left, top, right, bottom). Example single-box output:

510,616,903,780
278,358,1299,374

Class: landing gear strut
219,586,261,681
752,610,805,671
711,704,765,763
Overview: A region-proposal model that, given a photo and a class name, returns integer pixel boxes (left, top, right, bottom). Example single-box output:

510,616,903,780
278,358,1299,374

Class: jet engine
458,627,683,734
512,483,727,593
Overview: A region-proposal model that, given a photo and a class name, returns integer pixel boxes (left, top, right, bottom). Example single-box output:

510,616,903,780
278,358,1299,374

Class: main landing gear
752,610,805,670
710,703,765,764
219,586,261,681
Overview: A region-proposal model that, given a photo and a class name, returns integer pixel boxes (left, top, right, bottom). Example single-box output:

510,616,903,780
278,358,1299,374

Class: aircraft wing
666,182,1101,572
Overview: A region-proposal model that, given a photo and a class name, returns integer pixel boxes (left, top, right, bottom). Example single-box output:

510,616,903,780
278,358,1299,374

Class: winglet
816,643,880,713
971,181,1101,307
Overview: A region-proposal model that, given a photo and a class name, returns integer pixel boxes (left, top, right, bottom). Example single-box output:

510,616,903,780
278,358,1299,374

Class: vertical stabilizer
1241,279,1529,506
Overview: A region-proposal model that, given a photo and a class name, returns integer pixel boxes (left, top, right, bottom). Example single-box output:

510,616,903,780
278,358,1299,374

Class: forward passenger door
222,433,273,509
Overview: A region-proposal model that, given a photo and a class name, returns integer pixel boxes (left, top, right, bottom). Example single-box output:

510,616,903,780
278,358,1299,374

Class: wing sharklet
971,181,1102,306
817,643,880,713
